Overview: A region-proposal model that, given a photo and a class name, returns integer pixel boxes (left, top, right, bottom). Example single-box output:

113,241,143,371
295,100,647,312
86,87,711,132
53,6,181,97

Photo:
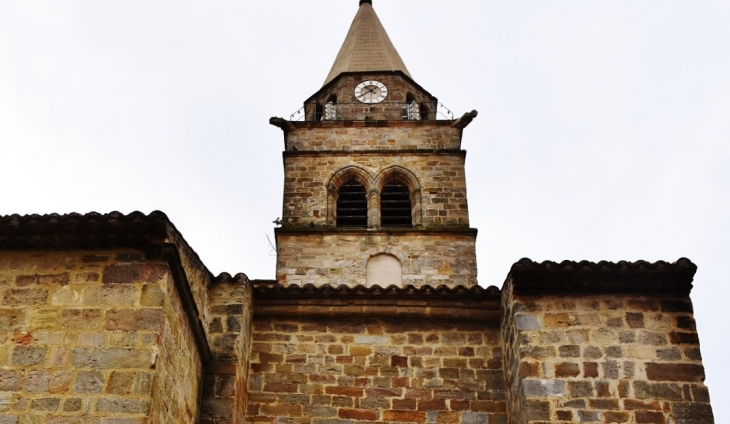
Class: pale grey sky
1,1,728,419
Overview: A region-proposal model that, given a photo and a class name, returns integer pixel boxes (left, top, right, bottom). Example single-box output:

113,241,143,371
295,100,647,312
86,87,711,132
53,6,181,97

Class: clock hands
354,80,387,104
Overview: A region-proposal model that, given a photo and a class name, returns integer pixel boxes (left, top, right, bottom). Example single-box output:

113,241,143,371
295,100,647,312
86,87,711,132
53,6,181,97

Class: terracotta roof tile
253,282,500,298
508,258,697,295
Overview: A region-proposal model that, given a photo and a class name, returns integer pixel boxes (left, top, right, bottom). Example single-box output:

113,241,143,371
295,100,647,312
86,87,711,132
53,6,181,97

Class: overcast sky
1,0,728,419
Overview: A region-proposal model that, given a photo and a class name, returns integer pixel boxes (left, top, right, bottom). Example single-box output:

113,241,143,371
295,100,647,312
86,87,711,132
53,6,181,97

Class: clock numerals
354,80,388,104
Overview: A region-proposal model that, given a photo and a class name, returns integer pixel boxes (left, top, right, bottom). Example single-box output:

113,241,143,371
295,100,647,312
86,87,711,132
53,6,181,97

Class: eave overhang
507,258,697,296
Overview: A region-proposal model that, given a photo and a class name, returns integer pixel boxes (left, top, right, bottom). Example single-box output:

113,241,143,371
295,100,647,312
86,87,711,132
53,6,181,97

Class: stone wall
286,123,463,152
201,275,253,424
281,152,469,228
0,250,204,423
303,72,436,122
502,274,714,423
246,316,506,424
275,231,477,287
144,251,205,424
167,226,213,346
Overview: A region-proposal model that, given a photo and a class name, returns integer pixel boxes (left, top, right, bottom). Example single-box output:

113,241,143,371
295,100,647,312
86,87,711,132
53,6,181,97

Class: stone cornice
252,283,501,322
274,227,477,236
282,149,466,158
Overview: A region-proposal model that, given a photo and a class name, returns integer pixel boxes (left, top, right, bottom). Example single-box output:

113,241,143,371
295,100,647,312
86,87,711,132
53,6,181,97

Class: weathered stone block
555,362,580,378
96,397,149,414
673,402,714,423
63,397,82,412
0,310,27,332
25,370,49,392
74,370,104,394
515,314,539,331
49,370,73,394
338,408,378,420
103,263,166,284
2,288,48,306
58,309,102,329
524,400,550,421
0,370,23,391
568,381,594,398
645,363,705,382
634,381,683,401
29,397,60,412
105,309,164,331
522,379,566,397
82,285,138,306
635,410,666,423
11,346,47,366
89,348,154,369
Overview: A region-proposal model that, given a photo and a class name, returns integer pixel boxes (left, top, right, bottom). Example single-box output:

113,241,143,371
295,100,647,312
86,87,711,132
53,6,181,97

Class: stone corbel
269,117,297,133
451,110,478,129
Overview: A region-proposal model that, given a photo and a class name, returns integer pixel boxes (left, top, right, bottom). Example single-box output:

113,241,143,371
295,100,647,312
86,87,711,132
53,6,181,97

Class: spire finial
359,0,372,6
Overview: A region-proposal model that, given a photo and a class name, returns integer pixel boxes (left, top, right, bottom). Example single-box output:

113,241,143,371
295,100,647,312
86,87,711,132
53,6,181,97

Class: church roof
508,258,697,295
323,0,412,86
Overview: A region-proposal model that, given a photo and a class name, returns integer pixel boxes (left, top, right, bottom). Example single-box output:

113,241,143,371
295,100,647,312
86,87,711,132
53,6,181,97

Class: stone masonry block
105,309,164,331
515,314,540,331
646,363,705,382
522,379,566,398
0,370,23,391
11,346,47,366
29,397,60,412
96,398,149,414
89,348,154,369
103,263,167,284
0,310,26,332
673,402,714,423
2,288,48,306
73,370,105,394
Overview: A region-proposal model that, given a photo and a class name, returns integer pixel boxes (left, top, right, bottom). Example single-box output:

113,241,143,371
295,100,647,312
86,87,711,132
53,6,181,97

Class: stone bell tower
270,0,480,288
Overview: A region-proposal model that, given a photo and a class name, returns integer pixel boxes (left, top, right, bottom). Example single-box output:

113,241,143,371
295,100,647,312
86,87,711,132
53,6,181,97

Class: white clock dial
354,80,388,104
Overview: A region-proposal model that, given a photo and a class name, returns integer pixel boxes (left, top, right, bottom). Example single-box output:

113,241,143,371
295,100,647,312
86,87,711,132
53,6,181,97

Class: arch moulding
326,166,375,227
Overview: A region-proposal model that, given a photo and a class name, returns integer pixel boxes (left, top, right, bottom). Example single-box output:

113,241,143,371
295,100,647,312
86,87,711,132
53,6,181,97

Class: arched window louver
380,180,412,227
336,178,367,227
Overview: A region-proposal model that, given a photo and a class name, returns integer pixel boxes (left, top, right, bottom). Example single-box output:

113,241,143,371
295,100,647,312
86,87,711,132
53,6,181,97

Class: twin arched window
380,179,411,227
330,167,421,229
336,178,367,227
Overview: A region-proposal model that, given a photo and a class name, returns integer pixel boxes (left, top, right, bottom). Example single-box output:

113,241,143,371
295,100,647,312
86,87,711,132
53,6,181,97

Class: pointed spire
323,1,412,86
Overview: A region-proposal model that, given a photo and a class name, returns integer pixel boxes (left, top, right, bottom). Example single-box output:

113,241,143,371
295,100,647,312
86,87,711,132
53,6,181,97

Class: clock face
354,80,388,104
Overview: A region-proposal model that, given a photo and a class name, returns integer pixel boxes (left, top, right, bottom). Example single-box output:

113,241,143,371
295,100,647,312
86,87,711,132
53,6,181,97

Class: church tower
271,0,479,288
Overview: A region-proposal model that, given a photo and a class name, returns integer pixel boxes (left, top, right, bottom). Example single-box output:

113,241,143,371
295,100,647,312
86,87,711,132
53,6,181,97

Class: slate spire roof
323,0,412,86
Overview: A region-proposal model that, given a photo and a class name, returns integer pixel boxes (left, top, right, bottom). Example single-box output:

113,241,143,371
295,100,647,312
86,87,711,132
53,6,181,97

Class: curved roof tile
508,258,697,295
253,283,500,297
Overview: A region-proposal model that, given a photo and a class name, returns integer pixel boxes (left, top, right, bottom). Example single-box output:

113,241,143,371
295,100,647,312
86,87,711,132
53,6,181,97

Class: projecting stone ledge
269,116,297,133
452,110,478,129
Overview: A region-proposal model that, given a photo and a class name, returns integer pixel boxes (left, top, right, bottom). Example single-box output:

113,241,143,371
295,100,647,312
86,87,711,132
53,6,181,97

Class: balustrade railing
289,101,454,122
